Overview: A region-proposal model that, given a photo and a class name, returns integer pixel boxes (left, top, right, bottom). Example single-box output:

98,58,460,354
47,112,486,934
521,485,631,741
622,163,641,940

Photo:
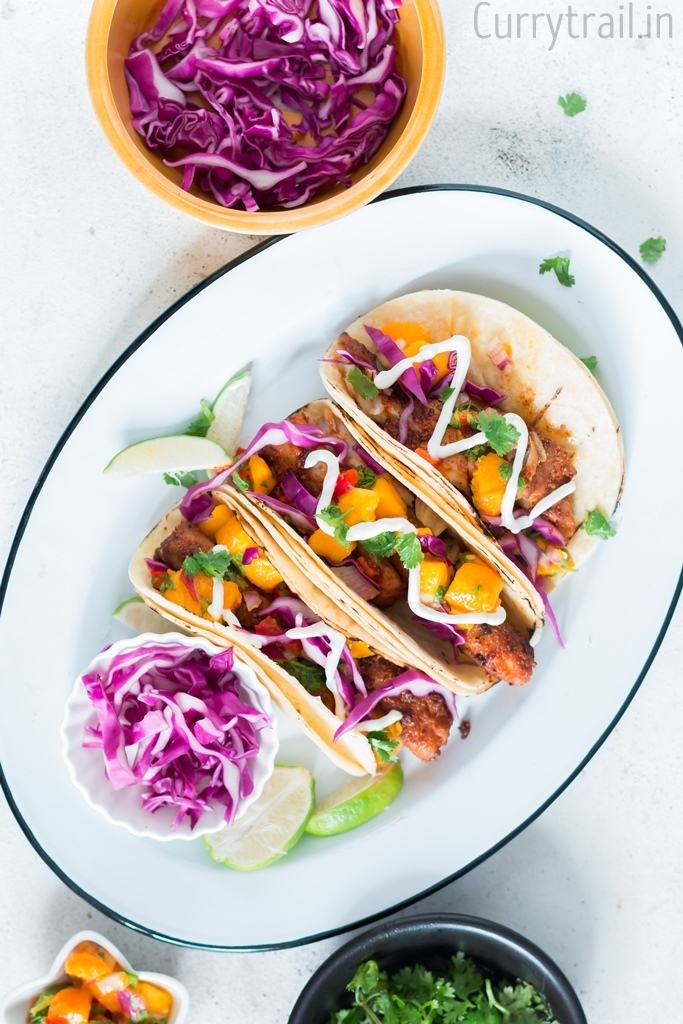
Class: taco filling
148,502,455,762
180,410,536,686
331,324,579,589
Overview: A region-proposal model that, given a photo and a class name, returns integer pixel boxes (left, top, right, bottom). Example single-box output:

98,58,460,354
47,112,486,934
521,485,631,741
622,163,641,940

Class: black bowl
288,914,587,1024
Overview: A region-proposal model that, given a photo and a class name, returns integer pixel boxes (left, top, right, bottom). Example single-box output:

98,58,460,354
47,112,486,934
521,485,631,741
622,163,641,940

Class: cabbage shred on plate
125,0,407,211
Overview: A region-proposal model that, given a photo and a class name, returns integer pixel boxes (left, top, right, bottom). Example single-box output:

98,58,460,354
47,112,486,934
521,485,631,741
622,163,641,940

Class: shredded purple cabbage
353,443,385,475
81,642,271,830
242,546,259,565
125,0,406,211
417,617,466,655
463,380,507,406
250,491,318,533
281,471,318,517
418,533,450,563
332,560,380,600
364,325,428,405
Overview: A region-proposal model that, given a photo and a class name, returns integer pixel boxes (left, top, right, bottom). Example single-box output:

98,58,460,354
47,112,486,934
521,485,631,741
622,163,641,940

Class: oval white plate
0,186,681,949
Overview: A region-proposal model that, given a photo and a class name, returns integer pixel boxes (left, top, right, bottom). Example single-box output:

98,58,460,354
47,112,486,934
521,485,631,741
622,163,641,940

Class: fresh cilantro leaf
182,549,232,578
558,91,587,117
450,952,485,1000
580,356,598,372
125,972,139,987
185,398,215,437
347,959,384,998
348,366,379,400
581,507,616,539
539,255,575,287
498,461,513,483
232,470,249,491
159,576,174,592
163,470,201,488
434,585,447,604
356,467,377,489
475,411,520,457
639,236,666,264
281,657,326,694
367,730,399,763
318,505,350,545
359,531,397,561
439,387,455,403
395,531,424,570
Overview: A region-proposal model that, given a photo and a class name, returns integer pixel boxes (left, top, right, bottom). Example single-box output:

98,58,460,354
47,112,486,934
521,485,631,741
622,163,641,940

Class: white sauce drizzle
304,453,507,626
305,449,339,534
353,709,403,733
286,622,347,718
367,333,576,535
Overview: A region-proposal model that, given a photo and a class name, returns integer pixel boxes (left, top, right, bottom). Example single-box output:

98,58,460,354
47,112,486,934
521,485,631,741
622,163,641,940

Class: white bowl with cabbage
61,633,278,841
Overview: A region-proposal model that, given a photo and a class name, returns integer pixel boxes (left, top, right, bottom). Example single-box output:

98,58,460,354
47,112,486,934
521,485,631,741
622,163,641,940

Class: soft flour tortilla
129,505,377,776
217,400,541,696
320,289,624,587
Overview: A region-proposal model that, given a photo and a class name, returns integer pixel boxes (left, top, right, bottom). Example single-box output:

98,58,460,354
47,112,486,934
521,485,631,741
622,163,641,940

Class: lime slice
206,367,252,454
204,765,314,871
104,434,228,475
305,760,403,837
112,596,188,635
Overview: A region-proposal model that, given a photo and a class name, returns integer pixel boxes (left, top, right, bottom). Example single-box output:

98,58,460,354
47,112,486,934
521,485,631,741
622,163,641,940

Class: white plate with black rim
1,186,681,950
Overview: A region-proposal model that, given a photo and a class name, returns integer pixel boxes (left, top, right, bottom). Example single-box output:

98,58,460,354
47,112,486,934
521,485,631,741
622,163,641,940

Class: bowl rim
84,0,445,233
60,631,278,841
0,929,189,1024
287,912,588,1024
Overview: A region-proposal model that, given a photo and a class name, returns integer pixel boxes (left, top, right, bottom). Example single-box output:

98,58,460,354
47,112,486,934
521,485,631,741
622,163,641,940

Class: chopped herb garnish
185,398,215,437
331,952,560,1024
475,411,520,457
232,470,250,491
581,507,616,539
498,461,513,483
163,470,201,488
182,549,233,578
281,657,326,694
359,531,398,561
539,255,575,287
580,356,598,372
434,585,447,603
356,466,378,489
439,387,455,403
367,730,400,763
395,531,424,570
639,236,666,264
348,366,379,400
318,505,350,545
465,444,491,461
558,91,587,117
159,576,174,592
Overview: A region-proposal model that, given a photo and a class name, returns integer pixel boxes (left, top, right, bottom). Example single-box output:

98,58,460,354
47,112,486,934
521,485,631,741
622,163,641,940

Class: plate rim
2,183,681,952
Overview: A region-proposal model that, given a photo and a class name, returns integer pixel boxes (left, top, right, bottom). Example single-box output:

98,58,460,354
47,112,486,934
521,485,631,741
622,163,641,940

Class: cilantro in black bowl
288,915,587,1024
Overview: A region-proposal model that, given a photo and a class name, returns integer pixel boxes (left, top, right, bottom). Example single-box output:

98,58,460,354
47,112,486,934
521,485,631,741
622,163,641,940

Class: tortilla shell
321,289,624,588
129,505,377,776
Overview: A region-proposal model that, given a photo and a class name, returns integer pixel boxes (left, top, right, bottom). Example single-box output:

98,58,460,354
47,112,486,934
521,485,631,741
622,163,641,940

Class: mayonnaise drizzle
305,449,339,534
304,452,507,627
286,622,347,718
367,334,577,535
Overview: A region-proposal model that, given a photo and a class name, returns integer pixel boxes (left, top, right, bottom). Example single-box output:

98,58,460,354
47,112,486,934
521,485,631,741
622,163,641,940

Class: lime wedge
206,367,252,454
112,596,188,635
104,434,228,475
305,761,403,837
204,765,314,871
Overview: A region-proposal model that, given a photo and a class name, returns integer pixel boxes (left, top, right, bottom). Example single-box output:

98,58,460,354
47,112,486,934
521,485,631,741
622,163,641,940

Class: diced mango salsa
243,556,283,591
161,569,242,619
445,561,504,614
87,971,130,1013
419,556,453,602
249,454,276,495
197,502,231,539
46,986,92,1024
134,981,174,1018
215,509,253,555
309,528,356,563
471,452,508,517
371,476,407,518
336,487,381,526
537,539,575,577
64,949,112,984
162,569,203,617
380,321,431,348
348,639,374,658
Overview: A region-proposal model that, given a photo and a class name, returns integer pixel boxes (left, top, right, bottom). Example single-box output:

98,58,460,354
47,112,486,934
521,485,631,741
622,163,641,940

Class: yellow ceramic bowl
85,0,445,234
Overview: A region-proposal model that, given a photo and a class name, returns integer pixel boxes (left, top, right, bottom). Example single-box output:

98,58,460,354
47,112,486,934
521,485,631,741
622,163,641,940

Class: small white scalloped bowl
61,632,278,841
0,929,189,1024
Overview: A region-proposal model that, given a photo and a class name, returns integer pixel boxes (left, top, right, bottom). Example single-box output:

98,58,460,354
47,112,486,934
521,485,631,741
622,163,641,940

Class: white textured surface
1,1,681,1021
